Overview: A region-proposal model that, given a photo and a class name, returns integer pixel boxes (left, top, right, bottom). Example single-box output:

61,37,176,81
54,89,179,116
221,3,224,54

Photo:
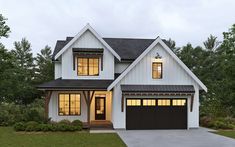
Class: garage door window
143,99,156,106
157,99,170,106
172,99,186,106
127,99,141,106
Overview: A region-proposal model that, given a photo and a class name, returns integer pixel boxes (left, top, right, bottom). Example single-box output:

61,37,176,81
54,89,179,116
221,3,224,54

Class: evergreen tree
0,14,10,39
203,34,219,51
35,45,54,83
11,38,37,104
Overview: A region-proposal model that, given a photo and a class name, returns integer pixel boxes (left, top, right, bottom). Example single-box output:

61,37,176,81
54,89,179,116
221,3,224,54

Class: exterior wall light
154,53,163,62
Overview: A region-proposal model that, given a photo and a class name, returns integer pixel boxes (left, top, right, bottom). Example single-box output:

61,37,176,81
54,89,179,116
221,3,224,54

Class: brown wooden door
95,97,106,120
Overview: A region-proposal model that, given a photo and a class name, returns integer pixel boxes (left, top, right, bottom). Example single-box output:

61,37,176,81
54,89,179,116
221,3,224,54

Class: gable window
77,57,99,76
59,94,81,115
152,62,162,79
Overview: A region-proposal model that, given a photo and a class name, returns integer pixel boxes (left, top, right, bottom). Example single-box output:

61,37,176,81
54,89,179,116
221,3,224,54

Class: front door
95,97,106,120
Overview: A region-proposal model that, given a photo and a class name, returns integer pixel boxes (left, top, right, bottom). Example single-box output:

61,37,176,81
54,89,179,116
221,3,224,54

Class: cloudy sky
0,0,235,55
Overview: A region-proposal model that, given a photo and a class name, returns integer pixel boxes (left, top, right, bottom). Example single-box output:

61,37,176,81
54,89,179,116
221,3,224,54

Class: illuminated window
78,58,99,76
59,94,81,115
143,99,156,106
158,99,170,106
172,99,186,106
127,99,141,106
152,62,162,79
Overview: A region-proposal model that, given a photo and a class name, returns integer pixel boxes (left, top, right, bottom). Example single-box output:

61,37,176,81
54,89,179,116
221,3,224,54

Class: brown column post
45,90,52,119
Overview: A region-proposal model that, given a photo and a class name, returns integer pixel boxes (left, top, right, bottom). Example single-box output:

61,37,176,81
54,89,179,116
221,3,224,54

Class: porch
37,78,114,128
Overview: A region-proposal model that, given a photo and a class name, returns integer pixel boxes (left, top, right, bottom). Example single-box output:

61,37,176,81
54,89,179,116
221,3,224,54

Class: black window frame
58,93,81,116
152,62,163,79
77,57,99,76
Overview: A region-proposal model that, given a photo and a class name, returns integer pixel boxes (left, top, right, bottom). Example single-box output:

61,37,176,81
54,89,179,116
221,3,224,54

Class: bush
13,120,83,132
0,99,45,126
71,120,83,127
58,119,71,125
25,121,40,132
200,116,235,130
13,122,26,131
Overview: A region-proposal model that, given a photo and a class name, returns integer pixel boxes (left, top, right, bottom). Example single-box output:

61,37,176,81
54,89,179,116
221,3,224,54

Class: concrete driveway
117,128,235,147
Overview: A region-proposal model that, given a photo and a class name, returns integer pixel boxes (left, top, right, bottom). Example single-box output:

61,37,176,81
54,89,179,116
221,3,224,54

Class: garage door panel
126,98,187,130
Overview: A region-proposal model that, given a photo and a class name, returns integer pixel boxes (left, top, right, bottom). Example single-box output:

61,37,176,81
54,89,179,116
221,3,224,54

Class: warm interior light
153,58,163,62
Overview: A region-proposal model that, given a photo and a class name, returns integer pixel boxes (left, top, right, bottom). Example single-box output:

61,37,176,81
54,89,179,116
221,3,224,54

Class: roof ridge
103,37,155,40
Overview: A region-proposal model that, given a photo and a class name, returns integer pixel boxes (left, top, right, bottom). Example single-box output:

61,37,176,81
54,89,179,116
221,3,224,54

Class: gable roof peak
54,24,121,60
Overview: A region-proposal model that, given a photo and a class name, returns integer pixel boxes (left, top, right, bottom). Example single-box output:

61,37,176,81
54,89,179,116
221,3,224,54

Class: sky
0,0,235,56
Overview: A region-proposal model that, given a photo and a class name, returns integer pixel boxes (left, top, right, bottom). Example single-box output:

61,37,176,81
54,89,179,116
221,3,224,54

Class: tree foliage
0,14,10,39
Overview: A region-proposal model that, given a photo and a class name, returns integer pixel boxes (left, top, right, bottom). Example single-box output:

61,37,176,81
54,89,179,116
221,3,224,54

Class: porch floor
83,120,114,130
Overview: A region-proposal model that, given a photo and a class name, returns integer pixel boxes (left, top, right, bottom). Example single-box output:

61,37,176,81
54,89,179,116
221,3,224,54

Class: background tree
203,34,219,51
11,38,37,105
0,14,10,39
35,45,54,84
166,38,180,54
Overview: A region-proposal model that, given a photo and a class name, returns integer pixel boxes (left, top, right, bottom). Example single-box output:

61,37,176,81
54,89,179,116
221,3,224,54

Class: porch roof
121,85,195,93
37,78,113,90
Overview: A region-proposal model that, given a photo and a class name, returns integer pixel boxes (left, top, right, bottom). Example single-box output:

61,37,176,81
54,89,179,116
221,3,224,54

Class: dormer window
78,57,99,76
152,62,162,79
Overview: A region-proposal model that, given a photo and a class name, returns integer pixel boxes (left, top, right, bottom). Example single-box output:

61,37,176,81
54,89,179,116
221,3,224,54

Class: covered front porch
37,78,114,129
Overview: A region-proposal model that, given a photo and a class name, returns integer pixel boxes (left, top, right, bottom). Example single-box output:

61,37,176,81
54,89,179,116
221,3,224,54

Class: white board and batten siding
57,30,115,80
112,43,200,129
49,91,112,122
54,62,62,79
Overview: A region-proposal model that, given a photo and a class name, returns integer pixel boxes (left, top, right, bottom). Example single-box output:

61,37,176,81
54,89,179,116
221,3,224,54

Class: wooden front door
95,97,106,120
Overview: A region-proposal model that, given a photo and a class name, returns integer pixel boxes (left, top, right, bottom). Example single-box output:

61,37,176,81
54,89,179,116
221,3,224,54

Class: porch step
90,130,116,133
83,121,114,130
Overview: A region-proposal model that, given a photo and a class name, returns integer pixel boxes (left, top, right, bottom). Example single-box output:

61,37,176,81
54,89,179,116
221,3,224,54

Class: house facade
38,24,207,130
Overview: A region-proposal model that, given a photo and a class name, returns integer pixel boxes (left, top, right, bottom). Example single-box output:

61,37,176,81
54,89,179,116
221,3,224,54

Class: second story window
152,62,162,79
77,57,99,76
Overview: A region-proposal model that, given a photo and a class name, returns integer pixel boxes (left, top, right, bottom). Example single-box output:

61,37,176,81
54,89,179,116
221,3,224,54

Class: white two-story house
38,24,207,130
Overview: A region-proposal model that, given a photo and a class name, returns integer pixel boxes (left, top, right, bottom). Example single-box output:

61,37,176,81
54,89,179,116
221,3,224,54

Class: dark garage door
126,98,187,130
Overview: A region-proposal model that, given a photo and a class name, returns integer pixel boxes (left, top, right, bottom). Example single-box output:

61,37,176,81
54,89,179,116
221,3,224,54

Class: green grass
0,127,126,147
214,130,235,139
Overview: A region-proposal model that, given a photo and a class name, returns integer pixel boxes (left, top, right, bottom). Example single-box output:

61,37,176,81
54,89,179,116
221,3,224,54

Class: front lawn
0,127,126,147
214,130,235,139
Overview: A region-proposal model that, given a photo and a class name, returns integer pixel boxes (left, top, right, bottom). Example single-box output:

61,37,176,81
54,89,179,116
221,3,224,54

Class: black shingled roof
37,78,113,90
52,37,171,60
121,85,195,93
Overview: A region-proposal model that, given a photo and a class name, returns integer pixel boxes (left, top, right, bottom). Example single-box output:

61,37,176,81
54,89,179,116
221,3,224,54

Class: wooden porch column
121,93,124,112
83,90,95,127
45,90,52,119
190,94,194,112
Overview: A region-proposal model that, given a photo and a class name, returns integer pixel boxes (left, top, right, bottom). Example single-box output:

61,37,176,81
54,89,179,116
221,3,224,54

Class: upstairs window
152,62,162,79
77,57,99,76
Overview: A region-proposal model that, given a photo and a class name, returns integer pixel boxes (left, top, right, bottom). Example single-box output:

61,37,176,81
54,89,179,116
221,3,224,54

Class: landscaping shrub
58,119,71,125
14,120,82,132
200,116,235,130
13,122,26,131
0,99,45,126
72,119,83,127
25,121,40,131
